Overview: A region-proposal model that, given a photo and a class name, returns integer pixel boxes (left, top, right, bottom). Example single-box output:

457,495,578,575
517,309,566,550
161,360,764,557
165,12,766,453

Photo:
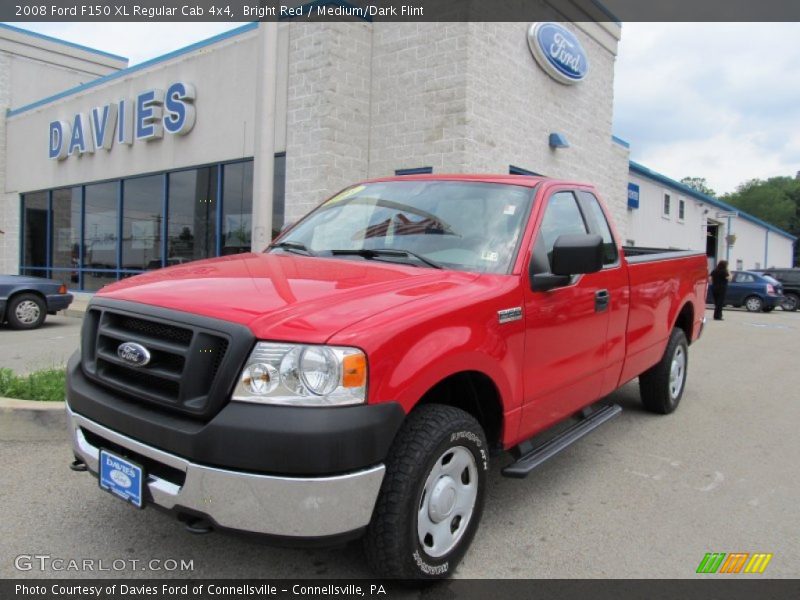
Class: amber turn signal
342,353,367,388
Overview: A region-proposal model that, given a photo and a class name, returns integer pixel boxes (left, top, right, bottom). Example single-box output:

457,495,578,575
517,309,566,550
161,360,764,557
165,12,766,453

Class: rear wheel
744,295,763,312
781,292,799,312
364,404,488,579
6,293,46,330
639,328,688,415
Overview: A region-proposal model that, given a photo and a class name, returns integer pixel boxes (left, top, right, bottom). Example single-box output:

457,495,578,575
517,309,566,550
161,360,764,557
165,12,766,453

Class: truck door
517,188,617,437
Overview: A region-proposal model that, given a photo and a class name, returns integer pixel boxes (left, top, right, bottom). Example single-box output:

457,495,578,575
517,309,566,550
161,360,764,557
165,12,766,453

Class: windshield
271,180,535,274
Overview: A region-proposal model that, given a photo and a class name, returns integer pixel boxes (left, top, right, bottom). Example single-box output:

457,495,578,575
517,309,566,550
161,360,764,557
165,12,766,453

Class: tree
680,177,716,196
722,176,800,265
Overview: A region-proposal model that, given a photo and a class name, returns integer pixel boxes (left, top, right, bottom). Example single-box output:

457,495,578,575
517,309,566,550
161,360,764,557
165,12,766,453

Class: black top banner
3,0,800,22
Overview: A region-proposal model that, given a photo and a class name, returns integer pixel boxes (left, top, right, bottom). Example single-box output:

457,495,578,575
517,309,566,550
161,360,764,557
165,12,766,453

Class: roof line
629,160,798,242
0,22,128,62
6,22,259,118
611,134,630,149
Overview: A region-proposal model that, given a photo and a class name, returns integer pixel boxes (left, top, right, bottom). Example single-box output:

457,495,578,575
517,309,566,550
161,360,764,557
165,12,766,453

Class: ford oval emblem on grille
117,342,151,367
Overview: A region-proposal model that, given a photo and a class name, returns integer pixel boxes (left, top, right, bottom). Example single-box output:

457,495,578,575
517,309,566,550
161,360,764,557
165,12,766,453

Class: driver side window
531,191,588,275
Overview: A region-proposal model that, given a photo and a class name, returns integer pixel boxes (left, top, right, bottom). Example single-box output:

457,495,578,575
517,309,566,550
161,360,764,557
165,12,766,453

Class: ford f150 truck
66,175,708,578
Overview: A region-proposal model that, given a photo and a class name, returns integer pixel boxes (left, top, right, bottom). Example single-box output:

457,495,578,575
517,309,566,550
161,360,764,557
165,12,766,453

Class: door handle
595,289,610,313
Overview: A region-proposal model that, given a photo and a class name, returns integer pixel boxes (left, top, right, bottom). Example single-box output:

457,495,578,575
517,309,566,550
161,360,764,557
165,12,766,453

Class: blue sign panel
528,22,589,85
627,182,640,209
99,449,144,508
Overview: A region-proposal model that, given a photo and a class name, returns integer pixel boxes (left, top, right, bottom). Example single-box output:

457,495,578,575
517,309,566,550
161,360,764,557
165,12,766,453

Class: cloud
613,23,800,193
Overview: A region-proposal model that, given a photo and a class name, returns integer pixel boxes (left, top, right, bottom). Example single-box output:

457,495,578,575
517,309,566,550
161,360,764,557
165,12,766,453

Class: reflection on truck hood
98,252,480,343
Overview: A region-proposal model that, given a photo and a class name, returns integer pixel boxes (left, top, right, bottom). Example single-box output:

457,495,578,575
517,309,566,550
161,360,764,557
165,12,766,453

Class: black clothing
710,268,729,320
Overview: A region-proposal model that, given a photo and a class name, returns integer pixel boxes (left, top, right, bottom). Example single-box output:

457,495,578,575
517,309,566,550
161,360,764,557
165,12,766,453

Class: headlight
232,342,367,406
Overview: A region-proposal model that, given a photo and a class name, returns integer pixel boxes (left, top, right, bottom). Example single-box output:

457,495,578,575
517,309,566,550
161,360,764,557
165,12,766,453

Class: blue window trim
19,158,257,290
79,186,85,290
46,190,53,277
216,164,224,257
509,165,541,176
161,174,169,269
116,180,124,276
395,167,433,176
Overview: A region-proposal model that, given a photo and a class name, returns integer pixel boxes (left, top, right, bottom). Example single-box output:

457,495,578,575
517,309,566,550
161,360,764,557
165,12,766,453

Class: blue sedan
0,275,73,329
706,270,784,313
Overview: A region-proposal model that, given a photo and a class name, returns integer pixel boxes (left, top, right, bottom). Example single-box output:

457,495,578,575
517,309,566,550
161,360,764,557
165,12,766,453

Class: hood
98,253,480,343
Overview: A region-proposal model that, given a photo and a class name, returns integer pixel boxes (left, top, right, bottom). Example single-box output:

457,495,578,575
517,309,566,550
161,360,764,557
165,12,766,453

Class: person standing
710,260,731,321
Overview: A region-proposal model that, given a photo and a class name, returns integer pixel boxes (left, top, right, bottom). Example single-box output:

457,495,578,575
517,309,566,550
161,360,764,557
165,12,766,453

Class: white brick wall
283,20,630,230
0,51,16,275
284,22,373,222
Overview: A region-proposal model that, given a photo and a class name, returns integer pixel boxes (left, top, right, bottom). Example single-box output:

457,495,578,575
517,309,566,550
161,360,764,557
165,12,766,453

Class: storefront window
222,161,253,255
168,167,218,263
51,187,81,285
21,191,48,277
122,175,164,271
83,182,119,291
18,159,257,291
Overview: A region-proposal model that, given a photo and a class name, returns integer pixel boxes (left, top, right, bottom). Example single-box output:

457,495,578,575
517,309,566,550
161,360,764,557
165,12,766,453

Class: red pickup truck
66,175,708,578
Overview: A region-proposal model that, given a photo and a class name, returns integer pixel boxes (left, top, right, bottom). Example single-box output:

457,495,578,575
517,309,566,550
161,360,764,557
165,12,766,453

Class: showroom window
21,191,49,277
18,157,284,291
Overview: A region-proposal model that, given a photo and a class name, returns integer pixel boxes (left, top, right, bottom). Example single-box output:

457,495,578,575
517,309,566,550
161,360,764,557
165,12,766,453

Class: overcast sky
9,21,800,196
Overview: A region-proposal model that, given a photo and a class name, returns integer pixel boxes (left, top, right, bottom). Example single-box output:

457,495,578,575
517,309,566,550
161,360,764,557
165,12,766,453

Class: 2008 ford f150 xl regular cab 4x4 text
66,175,708,579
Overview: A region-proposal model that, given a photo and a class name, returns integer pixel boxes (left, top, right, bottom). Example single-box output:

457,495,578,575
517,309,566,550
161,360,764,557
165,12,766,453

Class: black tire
763,306,774,313
744,295,763,312
639,328,688,415
364,404,489,579
6,293,46,330
781,292,799,312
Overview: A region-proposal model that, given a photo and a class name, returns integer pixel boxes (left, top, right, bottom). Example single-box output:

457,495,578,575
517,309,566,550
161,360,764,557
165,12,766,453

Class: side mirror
551,234,604,276
530,234,604,292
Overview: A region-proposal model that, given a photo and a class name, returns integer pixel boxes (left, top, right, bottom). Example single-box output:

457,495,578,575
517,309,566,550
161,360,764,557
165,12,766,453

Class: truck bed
622,246,705,263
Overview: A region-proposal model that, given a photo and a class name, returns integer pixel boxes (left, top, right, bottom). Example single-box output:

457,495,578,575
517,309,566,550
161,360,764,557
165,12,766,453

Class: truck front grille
81,302,246,419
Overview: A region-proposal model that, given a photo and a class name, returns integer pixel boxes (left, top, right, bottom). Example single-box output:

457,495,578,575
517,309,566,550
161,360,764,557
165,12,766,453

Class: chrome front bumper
67,404,385,538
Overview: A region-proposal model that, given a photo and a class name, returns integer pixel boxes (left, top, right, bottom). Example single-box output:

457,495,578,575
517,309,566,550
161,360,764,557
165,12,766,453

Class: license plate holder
98,449,144,509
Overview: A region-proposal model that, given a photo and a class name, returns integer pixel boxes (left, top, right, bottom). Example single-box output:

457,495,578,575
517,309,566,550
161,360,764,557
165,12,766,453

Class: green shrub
0,368,66,402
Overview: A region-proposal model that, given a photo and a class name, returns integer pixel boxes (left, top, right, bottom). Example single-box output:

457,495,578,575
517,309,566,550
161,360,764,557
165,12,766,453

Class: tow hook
69,459,87,472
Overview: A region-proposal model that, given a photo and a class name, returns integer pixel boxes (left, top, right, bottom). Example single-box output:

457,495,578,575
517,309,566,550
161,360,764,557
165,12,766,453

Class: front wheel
639,328,689,414
744,295,764,312
364,404,488,579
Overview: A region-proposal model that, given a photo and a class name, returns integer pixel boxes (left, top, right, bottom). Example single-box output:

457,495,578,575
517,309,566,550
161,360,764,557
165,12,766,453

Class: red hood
98,253,479,343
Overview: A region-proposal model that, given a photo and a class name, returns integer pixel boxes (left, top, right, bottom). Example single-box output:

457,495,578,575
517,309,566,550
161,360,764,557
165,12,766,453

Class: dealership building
0,15,795,292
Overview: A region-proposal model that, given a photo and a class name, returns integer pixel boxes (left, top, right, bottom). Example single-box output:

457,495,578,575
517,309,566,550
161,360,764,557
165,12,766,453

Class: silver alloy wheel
417,446,478,558
15,299,41,325
745,297,762,312
782,295,798,311
669,345,686,400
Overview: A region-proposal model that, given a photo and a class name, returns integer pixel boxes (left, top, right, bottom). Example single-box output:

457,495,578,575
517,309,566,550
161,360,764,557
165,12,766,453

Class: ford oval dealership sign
528,23,589,85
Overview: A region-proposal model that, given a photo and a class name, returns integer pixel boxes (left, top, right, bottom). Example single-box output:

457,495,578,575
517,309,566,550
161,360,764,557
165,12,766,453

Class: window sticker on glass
503,205,517,216
327,185,366,205
481,250,499,262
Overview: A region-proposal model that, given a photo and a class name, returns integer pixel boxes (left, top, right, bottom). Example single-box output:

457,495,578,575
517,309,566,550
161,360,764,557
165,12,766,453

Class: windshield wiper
267,241,316,256
329,248,442,269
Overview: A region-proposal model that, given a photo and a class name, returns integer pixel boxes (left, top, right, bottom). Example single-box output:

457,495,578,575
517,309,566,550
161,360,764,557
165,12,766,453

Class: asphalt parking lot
0,315,81,374
1,307,798,579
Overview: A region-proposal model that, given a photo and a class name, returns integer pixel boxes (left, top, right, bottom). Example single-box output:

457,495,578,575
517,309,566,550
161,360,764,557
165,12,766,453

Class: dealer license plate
98,449,144,509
